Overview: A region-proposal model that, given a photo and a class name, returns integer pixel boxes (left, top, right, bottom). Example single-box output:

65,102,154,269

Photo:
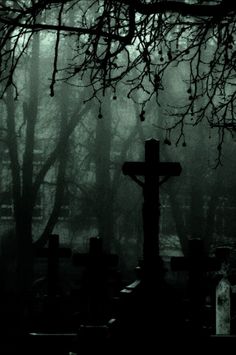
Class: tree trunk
16,31,40,296
95,93,113,252
34,80,69,248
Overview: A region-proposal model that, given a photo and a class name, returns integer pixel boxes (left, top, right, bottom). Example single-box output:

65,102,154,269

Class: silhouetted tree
0,25,92,296
0,0,235,150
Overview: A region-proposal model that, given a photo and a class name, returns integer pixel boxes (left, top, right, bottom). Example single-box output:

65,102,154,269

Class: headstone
215,247,231,335
171,238,221,334
32,234,72,331
216,277,231,335
34,234,71,299
73,237,118,268
72,237,119,322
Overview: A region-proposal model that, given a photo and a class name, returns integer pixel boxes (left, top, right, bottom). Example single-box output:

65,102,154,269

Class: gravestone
32,234,71,330
72,237,119,322
215,247,231,335
216,278,231,335
28,237,117,354
72,237,118,269
34,234,71,299
171,238,221,334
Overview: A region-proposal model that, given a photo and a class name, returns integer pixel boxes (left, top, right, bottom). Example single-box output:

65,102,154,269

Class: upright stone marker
215,247,231,335
216,277,231,335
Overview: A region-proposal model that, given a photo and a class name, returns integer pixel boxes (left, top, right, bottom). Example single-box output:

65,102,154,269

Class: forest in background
0,0,235,297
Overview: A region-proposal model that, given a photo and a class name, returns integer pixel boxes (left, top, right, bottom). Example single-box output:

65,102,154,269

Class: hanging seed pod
164,138,171,145
154,74,160,82
228,34,233,43
140,110,145,121
167,51,172,60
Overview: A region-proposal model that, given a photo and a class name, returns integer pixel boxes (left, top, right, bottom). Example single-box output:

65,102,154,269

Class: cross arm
122,162,182,177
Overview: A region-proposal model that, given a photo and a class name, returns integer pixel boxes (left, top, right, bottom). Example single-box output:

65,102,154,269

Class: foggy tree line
0,0,235,297
0,24,146,294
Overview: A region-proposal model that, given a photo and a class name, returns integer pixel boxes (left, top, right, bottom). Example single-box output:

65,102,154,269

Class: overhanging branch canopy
0,0,235,148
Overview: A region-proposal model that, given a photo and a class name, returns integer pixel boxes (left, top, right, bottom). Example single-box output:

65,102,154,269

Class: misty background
0,1,235,308
0,28,236,294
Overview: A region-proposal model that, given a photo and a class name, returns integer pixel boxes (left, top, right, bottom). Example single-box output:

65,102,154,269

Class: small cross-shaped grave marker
34,234,71,299
72,237,119,321
72,236,118,268
171,238,221,333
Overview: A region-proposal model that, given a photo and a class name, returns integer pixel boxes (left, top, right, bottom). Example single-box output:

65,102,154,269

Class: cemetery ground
0,234,236,354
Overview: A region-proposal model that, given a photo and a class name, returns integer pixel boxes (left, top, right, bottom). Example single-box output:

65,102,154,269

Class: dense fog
0,1,236,353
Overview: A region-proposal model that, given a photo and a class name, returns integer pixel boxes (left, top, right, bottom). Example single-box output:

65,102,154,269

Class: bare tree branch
0,0,235,152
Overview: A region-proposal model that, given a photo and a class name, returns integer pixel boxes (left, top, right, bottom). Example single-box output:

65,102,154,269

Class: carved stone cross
122,138,181,283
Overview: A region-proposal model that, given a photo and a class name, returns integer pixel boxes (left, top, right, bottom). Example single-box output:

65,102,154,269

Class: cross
72,237,119,321
122,138,181,283
34,234,71,299
72,236,118,268
171,238,221,334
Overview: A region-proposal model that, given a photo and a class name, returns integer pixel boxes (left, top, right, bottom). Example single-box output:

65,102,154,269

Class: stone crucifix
122,139,182,284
